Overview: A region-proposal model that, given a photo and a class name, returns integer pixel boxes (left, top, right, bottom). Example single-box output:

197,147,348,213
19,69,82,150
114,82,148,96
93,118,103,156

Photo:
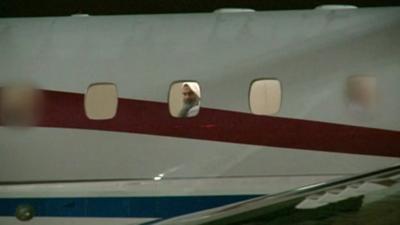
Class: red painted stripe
2,90,400,157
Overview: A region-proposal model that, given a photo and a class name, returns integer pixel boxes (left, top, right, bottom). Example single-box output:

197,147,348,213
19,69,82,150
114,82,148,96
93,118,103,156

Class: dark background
1,0,400,17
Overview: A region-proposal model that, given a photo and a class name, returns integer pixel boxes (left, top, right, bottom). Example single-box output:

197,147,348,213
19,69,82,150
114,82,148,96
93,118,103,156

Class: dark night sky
1,0,400,17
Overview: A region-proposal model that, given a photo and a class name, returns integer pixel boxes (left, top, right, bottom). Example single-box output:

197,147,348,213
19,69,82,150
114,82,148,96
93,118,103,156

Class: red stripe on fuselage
2,90,400,157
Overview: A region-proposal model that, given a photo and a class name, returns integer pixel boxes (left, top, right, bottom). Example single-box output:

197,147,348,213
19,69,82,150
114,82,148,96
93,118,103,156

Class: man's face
182,85,197,104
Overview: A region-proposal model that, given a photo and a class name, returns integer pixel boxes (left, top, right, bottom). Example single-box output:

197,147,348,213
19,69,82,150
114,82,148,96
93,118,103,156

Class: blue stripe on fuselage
0,195,260,218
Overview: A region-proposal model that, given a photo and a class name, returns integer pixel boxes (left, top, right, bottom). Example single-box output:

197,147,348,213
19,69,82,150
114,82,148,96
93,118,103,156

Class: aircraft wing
150,164,400,225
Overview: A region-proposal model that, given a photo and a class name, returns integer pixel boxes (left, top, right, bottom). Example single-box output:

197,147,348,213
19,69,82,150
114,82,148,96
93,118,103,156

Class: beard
179,101,198,117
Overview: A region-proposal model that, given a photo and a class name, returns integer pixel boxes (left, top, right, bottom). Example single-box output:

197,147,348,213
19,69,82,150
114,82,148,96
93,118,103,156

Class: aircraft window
84,83,118,120
169,81,201,118
249,79,282,115
347,76,377,113
0,85,42,126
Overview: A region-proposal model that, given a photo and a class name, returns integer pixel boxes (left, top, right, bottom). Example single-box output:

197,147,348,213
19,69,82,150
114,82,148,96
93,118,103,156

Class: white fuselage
0,7,399,225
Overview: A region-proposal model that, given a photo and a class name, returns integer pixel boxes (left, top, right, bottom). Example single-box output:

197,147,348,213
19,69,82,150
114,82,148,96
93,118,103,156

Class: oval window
169,81,201,118
84,83,118,120
249,79,282,115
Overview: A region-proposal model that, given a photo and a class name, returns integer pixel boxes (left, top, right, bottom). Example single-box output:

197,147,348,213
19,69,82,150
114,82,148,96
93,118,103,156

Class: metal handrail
153,164,400,225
